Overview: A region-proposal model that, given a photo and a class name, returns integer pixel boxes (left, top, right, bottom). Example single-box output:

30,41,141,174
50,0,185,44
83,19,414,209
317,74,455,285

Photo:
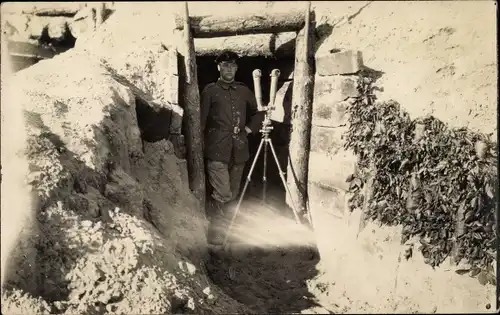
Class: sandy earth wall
313,0,497,135
305,1,497,313
1,15,249,313
1,1,497,313
81,2,497,311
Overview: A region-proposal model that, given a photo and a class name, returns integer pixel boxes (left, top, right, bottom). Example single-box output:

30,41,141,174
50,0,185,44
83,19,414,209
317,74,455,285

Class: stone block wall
307,49,496,312
308,53,360,220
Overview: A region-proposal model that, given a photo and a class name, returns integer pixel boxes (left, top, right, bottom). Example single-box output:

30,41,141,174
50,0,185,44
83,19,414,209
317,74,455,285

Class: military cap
215,50,239,64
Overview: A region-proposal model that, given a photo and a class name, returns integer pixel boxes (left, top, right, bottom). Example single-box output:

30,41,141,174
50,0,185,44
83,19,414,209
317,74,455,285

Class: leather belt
208,127,242,135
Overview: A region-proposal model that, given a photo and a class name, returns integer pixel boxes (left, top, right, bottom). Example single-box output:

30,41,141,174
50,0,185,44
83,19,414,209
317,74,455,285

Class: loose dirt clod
37,206,197,315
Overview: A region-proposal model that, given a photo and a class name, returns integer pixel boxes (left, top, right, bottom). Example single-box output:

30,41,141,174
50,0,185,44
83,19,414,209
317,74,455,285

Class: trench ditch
3,27,331,312
134,55,326,314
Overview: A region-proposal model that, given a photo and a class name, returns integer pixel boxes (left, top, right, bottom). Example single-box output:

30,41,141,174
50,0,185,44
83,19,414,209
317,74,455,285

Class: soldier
200,50,261,245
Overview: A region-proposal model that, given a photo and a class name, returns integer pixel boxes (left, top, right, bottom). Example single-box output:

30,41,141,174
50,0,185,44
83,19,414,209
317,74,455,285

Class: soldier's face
218,61,238,82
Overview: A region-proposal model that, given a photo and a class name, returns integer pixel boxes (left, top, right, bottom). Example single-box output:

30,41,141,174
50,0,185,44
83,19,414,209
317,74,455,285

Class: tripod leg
222,138,265,246
268,140,302,225
262,139,268,203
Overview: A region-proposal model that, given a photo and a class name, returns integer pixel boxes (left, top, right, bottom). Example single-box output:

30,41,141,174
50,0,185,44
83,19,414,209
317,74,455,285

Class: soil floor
204,185,336,314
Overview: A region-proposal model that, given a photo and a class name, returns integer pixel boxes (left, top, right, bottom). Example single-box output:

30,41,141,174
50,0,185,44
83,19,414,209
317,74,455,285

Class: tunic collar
216,79,237,90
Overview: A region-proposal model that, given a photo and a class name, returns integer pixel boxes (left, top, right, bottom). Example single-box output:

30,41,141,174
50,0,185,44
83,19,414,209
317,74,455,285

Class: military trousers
205,159,245,206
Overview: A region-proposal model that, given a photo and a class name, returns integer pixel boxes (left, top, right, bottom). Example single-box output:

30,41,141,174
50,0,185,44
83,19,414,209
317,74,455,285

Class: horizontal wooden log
175,10,306,38
1,3,85,16
194,32,296,57
10,56,40,72
31,8,80,17
7,40,57,59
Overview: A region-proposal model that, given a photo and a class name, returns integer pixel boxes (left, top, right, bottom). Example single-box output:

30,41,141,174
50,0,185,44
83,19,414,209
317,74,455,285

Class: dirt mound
0,49,249,314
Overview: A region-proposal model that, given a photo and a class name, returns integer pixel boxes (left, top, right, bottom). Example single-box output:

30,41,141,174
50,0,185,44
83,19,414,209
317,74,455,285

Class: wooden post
180,2,206,209
286,2,314,218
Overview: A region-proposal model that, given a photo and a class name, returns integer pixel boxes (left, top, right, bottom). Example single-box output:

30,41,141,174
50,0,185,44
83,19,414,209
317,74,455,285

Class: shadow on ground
205,188,322,314
207,244,320,314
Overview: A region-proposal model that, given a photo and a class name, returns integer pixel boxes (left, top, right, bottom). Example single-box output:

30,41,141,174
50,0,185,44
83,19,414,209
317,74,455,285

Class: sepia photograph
1,1,498,314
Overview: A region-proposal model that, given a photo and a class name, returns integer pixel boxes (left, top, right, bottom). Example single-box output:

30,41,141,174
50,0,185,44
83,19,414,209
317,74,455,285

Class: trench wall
2,2,497,311
303,1,497,312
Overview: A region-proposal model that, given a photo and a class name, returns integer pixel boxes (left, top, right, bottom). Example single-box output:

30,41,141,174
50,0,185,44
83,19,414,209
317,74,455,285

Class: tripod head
252,68,281,139
260,112,274,138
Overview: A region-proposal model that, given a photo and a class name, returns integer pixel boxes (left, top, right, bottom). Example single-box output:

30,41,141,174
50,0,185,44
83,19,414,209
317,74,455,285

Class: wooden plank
194,32,296,57
175,10,306,38
7,40,57,59
286,3,314,219
179,2,206,209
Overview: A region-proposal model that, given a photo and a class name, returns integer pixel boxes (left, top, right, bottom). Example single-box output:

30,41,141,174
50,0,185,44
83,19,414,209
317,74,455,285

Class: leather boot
225,199,238,221
207,198,225,245
207,198,225,220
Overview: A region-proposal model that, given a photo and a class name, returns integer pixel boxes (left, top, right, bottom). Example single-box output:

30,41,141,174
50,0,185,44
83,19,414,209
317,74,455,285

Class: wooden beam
175,10,306,38
286,3,315,219
1,3,84,16
7,40,57,59
194,32,296,57
179,3,206,209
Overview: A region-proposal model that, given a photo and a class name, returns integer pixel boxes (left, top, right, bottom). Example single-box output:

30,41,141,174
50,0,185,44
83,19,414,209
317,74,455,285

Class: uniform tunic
200,79,260,165
201,79,261,203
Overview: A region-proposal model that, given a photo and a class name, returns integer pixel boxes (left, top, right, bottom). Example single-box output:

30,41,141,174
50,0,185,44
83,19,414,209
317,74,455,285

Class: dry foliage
343,76,497,284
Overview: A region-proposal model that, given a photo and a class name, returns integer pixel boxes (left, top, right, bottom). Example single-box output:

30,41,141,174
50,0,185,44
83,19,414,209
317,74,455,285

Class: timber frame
179,3,315,220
